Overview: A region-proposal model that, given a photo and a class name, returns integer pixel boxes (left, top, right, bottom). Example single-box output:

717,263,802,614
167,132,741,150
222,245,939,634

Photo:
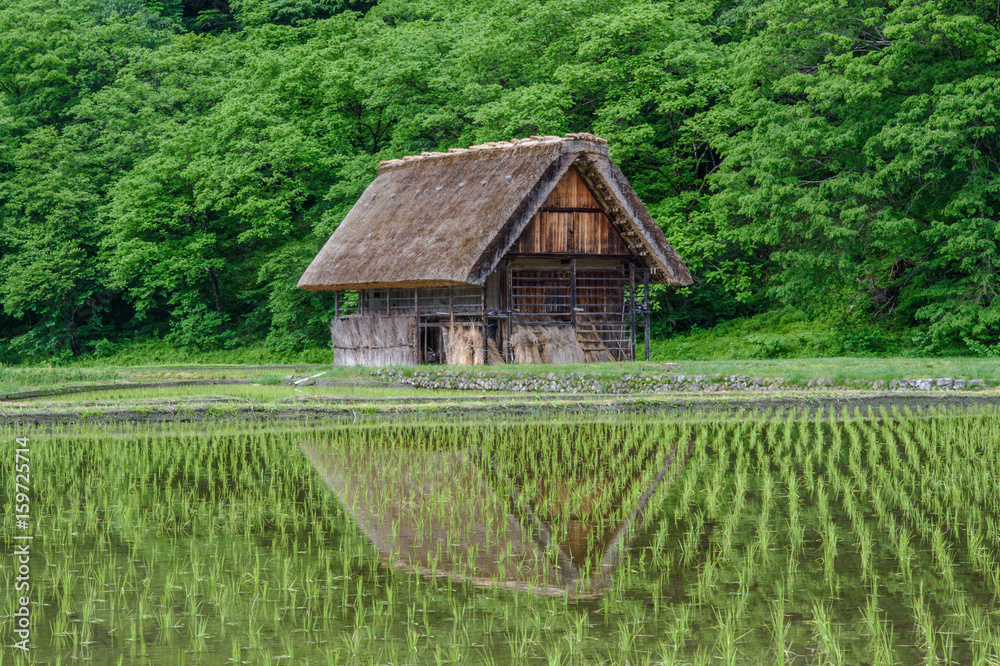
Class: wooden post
359,289,365,315
496,264,506,363
447,287,454,365
505,265,513,362
448,286,455,330
482,284,488,365
414,288,420,364
570,258,577,328
629,263,636,362
334,291,339,320
643,269,650,362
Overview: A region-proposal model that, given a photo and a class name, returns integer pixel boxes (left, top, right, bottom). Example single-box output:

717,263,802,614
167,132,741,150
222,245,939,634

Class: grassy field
4,409,1000,664
5,357,1000,396
3,357,999,429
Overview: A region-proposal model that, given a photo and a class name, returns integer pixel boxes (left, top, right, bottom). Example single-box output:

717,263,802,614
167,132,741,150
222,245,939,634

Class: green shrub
651,309,911,361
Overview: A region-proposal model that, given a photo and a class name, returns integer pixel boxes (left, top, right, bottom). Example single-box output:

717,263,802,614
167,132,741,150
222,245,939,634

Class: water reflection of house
301,441,680,598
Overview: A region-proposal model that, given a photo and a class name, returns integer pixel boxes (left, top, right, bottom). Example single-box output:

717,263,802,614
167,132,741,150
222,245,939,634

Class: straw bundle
330,314,416,366
442,326,504,365
541,326,586,364
510,327,544,364
510,326,585,365
443,326,480,365
488,338,503,365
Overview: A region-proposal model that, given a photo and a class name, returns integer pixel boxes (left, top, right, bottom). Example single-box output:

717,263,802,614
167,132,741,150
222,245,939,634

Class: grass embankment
42,339,334,367
3,357,1000,426
6,357,1000,394
0,308,939,370
4,308,1000,414
6,308,997,398
0,364,326,395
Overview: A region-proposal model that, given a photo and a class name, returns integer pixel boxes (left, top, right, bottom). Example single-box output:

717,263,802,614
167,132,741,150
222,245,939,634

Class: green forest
1,0,998,363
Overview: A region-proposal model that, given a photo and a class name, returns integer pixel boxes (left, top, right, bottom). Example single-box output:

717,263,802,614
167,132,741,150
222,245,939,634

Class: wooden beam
414,288,420,364
505,252,632,260
482,284,488,365
643,269,650,362
449,287,454,330
629,263,636,362
539,206,607,213
570,257,577,328
505,265,513,362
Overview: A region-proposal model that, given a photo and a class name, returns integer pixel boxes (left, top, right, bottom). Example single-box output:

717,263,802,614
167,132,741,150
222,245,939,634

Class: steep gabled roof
297,134,692,291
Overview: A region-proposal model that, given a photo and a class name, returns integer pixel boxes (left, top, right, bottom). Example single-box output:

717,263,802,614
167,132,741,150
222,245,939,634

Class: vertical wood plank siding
511,166,629,255
544,166,600,208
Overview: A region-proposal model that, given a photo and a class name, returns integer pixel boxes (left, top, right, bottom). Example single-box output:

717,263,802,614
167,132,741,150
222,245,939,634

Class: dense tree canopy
1,0,998,360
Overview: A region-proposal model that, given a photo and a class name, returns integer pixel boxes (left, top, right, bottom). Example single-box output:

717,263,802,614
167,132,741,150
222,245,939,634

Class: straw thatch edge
298,134,692,291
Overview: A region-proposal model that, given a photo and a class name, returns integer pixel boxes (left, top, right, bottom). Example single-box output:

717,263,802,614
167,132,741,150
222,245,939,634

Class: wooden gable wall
510,166,630,256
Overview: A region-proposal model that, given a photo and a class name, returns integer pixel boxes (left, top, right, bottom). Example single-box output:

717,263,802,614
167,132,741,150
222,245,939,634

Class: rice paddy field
3,407,1000,664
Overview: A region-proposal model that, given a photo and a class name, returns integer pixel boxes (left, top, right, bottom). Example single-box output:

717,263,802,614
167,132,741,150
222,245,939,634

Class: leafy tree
709,0,1000,351
231,0,374,26
4,0,998,360
0,128,103,356
100,20,355,347
0,0,173,357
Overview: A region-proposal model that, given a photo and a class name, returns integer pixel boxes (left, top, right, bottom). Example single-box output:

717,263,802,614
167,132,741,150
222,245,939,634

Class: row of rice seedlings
832,408,1000,662
2,421,371,663
633,405,1000,662
3,407,1000,663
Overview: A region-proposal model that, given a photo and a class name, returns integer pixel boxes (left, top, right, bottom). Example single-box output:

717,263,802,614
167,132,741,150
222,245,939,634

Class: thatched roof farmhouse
298,133,691,366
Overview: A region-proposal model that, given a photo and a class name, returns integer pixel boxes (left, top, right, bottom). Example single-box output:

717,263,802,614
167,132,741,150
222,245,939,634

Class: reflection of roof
301,440,683,598
296,134,692,291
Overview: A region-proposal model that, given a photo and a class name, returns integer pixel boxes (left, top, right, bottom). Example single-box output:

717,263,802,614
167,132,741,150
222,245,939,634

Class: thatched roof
297,133,693,291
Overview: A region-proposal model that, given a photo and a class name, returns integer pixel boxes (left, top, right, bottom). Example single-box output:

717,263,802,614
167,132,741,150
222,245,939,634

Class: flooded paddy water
3,407,1000,664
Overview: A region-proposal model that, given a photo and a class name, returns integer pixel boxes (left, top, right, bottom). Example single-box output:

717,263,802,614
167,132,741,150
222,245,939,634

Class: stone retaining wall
372,369,995,394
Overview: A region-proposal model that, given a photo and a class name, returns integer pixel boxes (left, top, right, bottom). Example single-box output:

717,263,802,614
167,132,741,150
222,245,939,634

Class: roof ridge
378,133,608,170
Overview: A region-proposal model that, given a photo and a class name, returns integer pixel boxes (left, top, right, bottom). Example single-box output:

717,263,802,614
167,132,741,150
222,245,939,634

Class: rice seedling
811,602,844,666
768,595,790,665
911,589,938,664
862,590,894,666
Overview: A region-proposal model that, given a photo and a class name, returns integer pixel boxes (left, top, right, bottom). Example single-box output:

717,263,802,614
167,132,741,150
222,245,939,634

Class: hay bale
445,326,487,365
487,338,504,365
511,326,584,365
585,348,616,363
330,314,416,366
541,326,586,364
511,327,543,364
472,330,485,366
441,327,452,365
443,327,466,365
